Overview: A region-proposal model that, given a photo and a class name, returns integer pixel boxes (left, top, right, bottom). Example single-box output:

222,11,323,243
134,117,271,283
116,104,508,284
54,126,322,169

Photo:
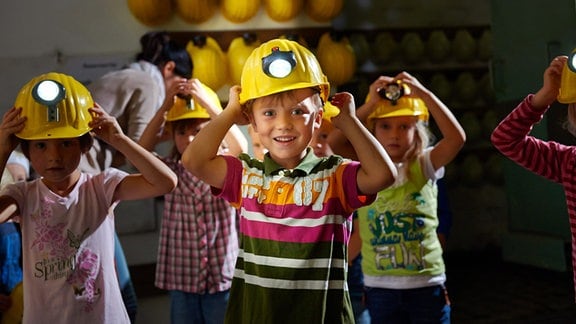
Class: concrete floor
131,249,576,323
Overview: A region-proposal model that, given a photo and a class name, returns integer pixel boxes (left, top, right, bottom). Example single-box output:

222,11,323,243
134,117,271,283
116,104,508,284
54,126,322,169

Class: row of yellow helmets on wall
127,0,343,25
188,31,356,92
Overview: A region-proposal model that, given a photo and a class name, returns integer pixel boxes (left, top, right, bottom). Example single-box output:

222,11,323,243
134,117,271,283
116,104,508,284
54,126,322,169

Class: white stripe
234,269,349,291
239,250,346,269
240,207,345,227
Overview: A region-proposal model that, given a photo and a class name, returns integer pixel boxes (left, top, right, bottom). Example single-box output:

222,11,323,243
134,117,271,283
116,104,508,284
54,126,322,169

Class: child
491,55,576,301
181,38,397,323
351,73,465,323
139,78,247,323
0,72,177,323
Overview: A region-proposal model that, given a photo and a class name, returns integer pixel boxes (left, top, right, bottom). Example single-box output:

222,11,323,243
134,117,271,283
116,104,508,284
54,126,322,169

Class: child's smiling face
249,88,323,169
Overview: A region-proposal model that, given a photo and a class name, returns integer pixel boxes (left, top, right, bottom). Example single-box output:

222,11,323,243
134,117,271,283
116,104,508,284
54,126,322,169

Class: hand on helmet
328,92,354,129
88,103,124,144
0,107,26,154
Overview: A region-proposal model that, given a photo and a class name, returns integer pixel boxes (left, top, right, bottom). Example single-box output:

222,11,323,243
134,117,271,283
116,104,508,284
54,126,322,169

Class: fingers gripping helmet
322,101,340,122
166,83,220,121
239,38,330,104
366,85,429,131
14,72,93,140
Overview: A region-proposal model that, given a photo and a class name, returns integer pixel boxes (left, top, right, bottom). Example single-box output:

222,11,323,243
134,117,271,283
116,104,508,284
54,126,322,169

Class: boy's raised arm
181,86,244,189
330,92,397,195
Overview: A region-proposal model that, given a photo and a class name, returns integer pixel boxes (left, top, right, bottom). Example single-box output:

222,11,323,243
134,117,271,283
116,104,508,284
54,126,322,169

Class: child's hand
329,92,355,129
367,76,394,106
394,71,429,98
167,76,190,100
229,86,250,125
0,107,26,154
88,103,125,144
188,78,222,116
533,55,568,109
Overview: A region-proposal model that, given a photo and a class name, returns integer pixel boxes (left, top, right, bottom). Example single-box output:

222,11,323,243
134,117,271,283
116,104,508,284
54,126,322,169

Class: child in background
0,150,28,322
491,55,576,301
181,38,397,323
0,72,177,323
139,78,247,324
348,73,465,323
247,124,267,160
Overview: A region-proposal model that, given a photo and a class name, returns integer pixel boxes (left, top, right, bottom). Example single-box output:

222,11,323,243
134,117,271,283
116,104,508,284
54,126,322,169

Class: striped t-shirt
216,149,375,323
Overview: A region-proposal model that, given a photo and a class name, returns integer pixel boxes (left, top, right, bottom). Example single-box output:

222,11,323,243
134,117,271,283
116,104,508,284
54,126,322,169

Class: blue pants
365,285,451,324
169,290,230,324
0,223,22,295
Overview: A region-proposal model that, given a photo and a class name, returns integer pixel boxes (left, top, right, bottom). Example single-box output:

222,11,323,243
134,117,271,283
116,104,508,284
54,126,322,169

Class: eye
262,110,275,117
61,140,75,147
34,142,46,150
378,123,391,130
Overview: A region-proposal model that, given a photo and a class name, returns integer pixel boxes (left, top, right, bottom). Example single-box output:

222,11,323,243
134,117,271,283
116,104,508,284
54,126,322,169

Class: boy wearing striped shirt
182,38,396,323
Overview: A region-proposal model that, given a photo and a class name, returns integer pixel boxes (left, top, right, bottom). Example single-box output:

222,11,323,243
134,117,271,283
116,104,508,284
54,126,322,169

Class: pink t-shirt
1,169,130,324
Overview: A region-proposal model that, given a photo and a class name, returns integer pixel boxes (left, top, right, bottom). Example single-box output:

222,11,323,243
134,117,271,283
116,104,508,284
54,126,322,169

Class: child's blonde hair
395,120,434,165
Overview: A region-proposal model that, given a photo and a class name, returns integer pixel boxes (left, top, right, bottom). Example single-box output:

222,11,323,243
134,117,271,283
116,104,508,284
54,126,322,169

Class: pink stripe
240,217,348,244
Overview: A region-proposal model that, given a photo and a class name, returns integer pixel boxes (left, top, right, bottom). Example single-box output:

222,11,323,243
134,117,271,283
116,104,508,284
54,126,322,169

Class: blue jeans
351,294,371,324
365,285,451,324
170,290,230,324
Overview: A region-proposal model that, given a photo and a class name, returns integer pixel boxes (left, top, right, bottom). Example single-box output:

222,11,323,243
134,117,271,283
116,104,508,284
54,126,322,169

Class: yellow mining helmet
14,72,93,140
165,83,220,121
558,49,576,104
239,38,330,104
366,83,429,131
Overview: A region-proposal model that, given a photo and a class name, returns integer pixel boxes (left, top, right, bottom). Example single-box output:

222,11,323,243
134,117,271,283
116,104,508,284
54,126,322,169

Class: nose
276,111,293,130
45,144,62,162
390,126,401,139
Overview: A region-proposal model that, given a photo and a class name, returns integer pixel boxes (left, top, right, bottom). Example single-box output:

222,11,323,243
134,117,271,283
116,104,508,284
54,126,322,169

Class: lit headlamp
262,47,296,79
569,51,576,73
32,79,65,122
378,81,404,105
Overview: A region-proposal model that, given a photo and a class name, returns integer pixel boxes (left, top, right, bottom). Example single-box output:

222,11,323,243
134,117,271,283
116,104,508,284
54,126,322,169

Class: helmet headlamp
378,81,405,105
262,47,296,78
569,51,576,73
32,79,65,122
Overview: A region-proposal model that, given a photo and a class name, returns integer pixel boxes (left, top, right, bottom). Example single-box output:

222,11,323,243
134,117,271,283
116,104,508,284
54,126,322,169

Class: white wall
0,0,328,110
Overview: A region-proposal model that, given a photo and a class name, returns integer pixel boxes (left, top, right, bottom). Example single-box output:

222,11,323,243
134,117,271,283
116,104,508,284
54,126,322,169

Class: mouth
46,167,64,172
274,136,296,143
